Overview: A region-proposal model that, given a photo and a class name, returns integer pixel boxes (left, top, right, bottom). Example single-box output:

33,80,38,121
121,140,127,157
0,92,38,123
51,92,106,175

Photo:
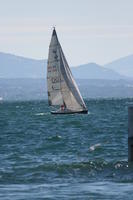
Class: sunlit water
0,99,133,199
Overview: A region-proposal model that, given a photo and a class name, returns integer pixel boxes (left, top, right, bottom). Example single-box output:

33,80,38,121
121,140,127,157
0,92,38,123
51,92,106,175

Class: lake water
0,99,133,199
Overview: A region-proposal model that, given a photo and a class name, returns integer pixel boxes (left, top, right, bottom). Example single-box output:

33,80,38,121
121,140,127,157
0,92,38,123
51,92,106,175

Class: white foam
89,143,101,151
35,113,45,116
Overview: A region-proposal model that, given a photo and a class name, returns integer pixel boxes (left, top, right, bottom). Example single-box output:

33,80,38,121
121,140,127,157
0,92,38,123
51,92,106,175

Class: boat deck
51,109,88,114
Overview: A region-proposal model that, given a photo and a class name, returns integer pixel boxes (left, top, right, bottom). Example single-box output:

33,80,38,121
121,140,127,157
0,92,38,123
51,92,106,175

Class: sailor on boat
61,105,65,111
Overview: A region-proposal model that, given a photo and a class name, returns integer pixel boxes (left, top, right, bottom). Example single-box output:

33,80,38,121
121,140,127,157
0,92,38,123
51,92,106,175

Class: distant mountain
0,52,125,80
0,52,47,78
104,55,133,78
71,63,124,79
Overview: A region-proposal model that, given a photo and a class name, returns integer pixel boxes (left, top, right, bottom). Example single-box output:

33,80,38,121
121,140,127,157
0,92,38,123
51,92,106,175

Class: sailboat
47,28,88,114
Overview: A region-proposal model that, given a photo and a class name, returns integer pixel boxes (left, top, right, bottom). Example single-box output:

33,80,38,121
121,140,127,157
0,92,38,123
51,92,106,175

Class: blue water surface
0,99,133,199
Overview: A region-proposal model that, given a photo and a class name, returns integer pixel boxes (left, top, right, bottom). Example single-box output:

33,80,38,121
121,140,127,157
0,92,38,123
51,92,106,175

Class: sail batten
47,28,87,112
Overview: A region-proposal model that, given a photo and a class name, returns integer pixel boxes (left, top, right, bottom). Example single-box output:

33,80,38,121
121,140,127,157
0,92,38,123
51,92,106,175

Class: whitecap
35,113,45,116
89,143,101,151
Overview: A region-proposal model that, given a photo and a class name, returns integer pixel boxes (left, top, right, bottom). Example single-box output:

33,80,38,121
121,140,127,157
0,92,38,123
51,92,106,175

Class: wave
89,143,102,151
1,160,133,184
35,112,49,116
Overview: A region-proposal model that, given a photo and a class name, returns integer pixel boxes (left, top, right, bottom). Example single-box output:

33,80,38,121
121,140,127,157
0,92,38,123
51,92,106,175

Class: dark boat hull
51,110,88,115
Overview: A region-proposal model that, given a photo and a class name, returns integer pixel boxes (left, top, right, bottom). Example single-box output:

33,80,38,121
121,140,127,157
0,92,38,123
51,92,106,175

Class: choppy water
0,99,133,199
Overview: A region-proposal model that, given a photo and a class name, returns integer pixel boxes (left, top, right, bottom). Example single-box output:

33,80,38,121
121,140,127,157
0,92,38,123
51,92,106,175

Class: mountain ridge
0,52,132,79
104,54,133,77
71,62,124,79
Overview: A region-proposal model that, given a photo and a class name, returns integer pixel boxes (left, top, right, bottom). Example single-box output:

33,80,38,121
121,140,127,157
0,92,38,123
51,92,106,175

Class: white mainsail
47,28,87,112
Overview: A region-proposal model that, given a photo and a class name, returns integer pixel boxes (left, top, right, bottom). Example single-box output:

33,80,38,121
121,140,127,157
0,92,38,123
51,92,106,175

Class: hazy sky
0,0,133,65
